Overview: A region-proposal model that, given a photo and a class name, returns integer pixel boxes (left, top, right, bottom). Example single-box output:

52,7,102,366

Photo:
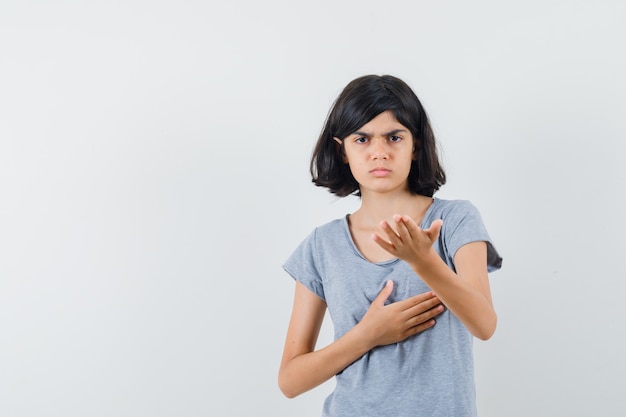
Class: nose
371,139,389,160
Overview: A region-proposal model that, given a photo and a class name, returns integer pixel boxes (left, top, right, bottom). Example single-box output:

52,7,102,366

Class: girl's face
335,110,415,197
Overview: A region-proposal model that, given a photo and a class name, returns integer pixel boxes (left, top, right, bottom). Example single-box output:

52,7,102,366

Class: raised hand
372,215,443,265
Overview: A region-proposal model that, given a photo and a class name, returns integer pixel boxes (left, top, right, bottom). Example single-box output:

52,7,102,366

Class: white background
1,1,625,416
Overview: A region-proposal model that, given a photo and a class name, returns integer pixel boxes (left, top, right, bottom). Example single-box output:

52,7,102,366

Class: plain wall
1,1,625,416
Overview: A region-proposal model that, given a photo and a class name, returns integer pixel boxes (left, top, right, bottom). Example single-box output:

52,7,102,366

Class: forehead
351,110,409,135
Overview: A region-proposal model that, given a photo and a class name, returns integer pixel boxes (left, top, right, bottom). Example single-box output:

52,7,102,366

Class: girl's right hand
357,280,444,348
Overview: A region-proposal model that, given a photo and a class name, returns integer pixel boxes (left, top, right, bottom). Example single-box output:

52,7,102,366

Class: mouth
369,167,391,177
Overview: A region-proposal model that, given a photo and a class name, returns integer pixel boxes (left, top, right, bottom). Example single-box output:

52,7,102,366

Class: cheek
343,148,359,165
347,159,360,171
347,160,367,178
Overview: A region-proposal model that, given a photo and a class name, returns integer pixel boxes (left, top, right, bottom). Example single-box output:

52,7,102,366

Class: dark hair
310,74,446,197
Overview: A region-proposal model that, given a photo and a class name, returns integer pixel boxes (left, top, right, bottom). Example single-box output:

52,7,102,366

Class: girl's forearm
409,251,496,340
279,326,371,398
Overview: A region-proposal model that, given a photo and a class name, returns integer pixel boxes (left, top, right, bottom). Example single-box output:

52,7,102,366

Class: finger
372,280,394,307
407,304,445,325
405,319,436,338
372,233,395,251
402,299,443,322
403,305,445,335
425,219,443,239
400,214,425,239
405,295,443,313
394,295,440,317
380,220,400,241
393,214,412,238
402,290,439,306
372,221,400,251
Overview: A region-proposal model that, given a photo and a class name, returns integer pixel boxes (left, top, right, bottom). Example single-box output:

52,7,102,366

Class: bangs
330,86,400,139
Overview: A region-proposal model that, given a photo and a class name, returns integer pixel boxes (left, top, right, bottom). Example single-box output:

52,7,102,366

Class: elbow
474,327,495,341
278,383,298,399
280,389,299,399
278,372,300,399
473,313,497,341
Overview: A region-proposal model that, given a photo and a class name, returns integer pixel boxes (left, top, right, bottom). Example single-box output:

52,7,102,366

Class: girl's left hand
372,215,442,264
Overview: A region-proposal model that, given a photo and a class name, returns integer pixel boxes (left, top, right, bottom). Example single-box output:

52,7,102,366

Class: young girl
278,75,502,417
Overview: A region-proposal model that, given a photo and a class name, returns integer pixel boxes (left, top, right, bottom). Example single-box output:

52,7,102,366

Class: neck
352,190,433,229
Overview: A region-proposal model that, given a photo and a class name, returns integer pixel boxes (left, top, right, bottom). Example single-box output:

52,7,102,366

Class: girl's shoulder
428,198,478,219
296,215,349,248
312,215,348,236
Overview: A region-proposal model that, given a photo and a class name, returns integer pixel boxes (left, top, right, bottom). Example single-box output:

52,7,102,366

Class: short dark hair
310,74,446,197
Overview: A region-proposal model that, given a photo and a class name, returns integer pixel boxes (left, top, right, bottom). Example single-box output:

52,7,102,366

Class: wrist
350,321,376,353
410,248,442,276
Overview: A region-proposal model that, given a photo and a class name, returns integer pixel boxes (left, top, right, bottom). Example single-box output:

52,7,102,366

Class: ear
333,137,348,163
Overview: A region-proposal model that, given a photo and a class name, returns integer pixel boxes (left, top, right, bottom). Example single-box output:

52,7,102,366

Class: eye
354,136,369,144
388,135,402,143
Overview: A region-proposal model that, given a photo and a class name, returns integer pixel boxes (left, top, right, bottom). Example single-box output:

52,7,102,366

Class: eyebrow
351,128,408,137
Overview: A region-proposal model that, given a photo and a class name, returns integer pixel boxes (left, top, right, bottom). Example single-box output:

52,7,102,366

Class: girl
278,75,502,417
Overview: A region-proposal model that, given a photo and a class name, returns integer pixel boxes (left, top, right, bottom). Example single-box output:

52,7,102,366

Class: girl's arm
373,216,496,340
278,280,444,398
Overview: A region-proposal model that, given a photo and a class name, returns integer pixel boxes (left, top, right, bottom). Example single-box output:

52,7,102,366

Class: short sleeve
440,200,502,273
282,228,326,301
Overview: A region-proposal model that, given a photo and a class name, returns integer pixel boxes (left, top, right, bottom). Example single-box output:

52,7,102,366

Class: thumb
373,280,394,307
426,219,443,240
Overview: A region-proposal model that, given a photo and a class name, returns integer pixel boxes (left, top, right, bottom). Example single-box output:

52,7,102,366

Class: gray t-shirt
283,198,502,417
